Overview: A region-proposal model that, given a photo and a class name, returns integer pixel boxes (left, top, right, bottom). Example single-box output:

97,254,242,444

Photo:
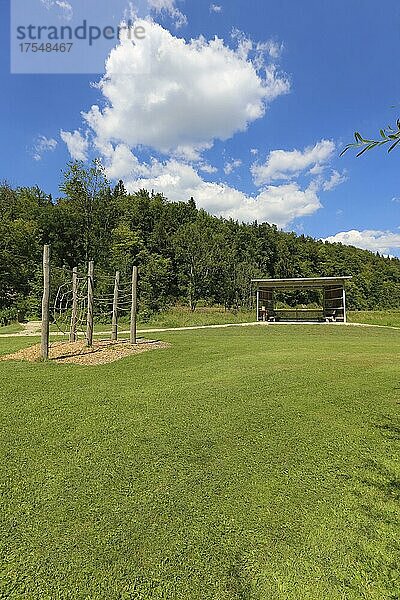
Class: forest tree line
1,161,400,323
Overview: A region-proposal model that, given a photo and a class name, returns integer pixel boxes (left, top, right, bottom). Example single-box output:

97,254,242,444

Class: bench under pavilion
252,277,352,323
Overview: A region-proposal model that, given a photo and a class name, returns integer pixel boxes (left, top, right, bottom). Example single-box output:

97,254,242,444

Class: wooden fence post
111,271,120,342
41,245,50,361
86,260,94,347
69,267,78,342
130,266,138,345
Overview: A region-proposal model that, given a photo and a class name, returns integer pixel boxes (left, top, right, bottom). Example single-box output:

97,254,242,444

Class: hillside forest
1,161,400,324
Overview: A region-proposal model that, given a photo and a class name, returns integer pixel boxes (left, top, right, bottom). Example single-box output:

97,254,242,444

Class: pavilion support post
343,286,347,323
111,271,120,342
41,244,50,361
86,260,94,347
256,288,260,322
130,266,138,345
272,290,275,322
69,267,78,342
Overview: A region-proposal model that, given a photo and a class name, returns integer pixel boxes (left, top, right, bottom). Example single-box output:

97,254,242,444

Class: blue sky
2,0,400,255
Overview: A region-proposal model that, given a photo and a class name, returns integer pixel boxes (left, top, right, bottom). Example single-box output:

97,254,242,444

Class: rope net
50,267,132,345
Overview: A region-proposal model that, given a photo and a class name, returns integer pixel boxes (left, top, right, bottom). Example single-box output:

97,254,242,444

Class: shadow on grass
360,458,400,502
226,553,258,600
358,418,400,504
334,417,400,598
376,423,400,441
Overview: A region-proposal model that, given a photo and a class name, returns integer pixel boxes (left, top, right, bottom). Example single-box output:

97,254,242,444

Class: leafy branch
340,119,400,157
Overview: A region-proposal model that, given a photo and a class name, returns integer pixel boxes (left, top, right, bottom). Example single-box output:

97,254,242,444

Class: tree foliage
1,161,400,321
341,119,400,156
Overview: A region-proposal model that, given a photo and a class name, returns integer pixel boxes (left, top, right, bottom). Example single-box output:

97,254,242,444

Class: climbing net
51,266,133,341
51,267,87,338
93,278,132,325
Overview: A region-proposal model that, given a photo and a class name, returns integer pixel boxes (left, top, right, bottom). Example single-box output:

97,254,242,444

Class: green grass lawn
48,307,255,334
0,322,24,335
46,307,400,336
0,326,399,599
111,306,255,331
349,310,400,328
138,307,255,330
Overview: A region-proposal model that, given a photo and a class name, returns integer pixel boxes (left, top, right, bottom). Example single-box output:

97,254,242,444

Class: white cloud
263,65,291,100
230,30,268,71
252,139,336,185
199,163,218,174
95,141,148,180
83,20,290,158
60,20,303,226
32,135,57,161
232,183,322,226
224,158,242,175
322,169,348,191
323,230,400,254
41,0,73,20
231,30,284,73
122,158,322,227
148,0,187,28
210,4,223,13
55,0,72,18
256,40,284,60
60,130,89,161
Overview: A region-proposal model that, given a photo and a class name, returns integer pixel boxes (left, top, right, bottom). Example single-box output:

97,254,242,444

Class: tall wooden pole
343,286,347,323
256,288,259,322
130,266,138,345
69,267,78,342
41,245,50,361
86,260,94,347
111,271,120,342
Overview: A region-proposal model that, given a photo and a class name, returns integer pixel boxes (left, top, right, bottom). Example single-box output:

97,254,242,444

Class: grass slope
0,326,399,599
0,323,24,335
43,308,400,336
101,308,254,332
349,310,400,328
47,308,255,334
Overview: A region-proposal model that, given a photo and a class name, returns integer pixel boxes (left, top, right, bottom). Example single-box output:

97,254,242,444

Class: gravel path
0,320,399,339
0,321,262,338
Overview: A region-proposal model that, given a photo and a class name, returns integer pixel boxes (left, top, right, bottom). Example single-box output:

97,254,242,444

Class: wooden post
69,267,78,342
41,245,50,361
256,288,259,322
130,266,138,345
343,286,347,323
86,260,94,347
111,271,120,342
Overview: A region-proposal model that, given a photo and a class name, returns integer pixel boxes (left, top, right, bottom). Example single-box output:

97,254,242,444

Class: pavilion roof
252,277,352,289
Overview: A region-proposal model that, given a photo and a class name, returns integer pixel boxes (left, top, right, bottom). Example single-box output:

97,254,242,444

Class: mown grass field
0,325,399,599
0,323,24,335
1,308,399,337
97,307,255,332
44,307,255,334
46,307,400,335
349,310,400,328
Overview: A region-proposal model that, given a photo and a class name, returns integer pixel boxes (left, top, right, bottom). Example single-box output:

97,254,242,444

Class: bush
0,308,18,326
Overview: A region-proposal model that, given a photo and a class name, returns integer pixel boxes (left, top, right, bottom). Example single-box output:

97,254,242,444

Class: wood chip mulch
0,339,170,366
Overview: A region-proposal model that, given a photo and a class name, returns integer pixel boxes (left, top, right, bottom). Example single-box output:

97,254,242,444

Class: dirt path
0,320,399,340
19,321,42,336
0,321,262,338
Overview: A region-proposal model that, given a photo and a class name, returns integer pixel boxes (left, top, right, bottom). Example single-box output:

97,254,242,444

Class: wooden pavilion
252,277,352,323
